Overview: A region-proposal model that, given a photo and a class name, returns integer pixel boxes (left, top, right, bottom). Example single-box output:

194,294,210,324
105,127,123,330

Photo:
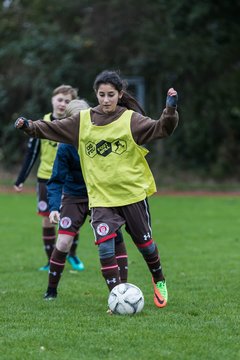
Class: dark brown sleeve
130,108,179,145
23,115,80,148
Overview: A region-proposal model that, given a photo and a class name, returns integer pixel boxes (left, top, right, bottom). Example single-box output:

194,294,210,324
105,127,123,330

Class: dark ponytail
93,70,145,115
118,91,145,115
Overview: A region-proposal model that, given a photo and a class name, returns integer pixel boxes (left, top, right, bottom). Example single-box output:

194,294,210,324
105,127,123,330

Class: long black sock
142,244,164,283
69,233,79,256
48,248,67,289
42,227,56,262
100,256,120,291
115,242,128,283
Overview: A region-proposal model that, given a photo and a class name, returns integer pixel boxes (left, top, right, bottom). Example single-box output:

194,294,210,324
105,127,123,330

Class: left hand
49,211,60,224
166,88,178,108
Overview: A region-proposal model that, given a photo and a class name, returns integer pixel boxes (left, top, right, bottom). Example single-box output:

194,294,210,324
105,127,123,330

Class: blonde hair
52,85,78,100
65,99,90,117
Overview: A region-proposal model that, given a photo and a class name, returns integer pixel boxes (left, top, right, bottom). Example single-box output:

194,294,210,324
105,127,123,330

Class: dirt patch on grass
2,167,240,196
0,185,35,194
157,190,240,196
1,184,240,196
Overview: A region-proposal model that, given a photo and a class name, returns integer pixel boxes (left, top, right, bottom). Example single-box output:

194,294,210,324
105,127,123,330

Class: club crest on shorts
97,223,109,236
60,217,72,229
38,201,47,212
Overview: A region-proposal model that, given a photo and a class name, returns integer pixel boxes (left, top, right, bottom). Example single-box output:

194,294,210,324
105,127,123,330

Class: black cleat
43,287,57,300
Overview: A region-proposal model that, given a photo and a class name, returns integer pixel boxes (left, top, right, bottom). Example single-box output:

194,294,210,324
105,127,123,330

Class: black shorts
91,198,153,247
58,194,90,236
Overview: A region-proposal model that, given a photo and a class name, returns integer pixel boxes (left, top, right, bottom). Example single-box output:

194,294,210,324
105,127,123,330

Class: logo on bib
85,138,127,158
60,217,72,229
97,223,109,236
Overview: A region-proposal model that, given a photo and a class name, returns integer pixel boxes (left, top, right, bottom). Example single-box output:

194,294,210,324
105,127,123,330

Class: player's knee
138,241,156,255
98,238,115,259
56,235,73,253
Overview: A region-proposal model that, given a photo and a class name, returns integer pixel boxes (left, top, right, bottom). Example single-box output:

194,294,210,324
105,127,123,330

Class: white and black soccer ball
108,283,144,315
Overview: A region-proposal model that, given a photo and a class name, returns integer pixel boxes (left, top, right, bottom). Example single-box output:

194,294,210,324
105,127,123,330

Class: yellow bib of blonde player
78,109,156,207
37,114,58,179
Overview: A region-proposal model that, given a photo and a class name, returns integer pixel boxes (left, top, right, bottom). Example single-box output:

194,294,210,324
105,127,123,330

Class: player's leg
115,229,128,283
98,238,120,291
37,182,56,271
68,233,79,256
44,233,73,300
91,207,125,292
67,232,85,270
63,200,89,271
44,200,87,299
122,199,168,308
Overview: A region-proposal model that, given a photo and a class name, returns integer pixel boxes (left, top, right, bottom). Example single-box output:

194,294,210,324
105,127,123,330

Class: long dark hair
93,70,145,115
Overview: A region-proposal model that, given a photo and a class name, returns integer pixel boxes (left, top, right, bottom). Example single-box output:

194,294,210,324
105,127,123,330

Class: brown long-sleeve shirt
21,105,179,148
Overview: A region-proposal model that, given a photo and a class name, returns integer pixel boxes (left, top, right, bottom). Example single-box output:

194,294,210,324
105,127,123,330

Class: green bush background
0,1,240,181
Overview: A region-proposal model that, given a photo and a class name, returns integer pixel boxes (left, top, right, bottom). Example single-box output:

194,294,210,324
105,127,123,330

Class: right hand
14,183,23,192
14,117,29,129
49,211,60,224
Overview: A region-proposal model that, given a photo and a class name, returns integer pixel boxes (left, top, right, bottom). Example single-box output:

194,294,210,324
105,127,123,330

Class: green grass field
0,193,239,360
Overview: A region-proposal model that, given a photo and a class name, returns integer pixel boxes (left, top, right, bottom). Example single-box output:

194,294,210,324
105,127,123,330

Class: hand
49,211,60,224
14,117,29,129
166,88,178,108
14,184,23,192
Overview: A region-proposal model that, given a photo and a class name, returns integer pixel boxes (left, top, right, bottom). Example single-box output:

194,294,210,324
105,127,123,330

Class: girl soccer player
45,99,127,300
15,70,179,308
14,85,83,271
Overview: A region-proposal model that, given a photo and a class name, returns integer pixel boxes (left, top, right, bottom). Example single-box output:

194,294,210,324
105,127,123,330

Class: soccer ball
108,283,144,315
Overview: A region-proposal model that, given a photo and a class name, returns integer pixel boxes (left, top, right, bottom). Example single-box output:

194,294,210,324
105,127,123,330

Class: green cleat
152,278,168,308
67,255,85,271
